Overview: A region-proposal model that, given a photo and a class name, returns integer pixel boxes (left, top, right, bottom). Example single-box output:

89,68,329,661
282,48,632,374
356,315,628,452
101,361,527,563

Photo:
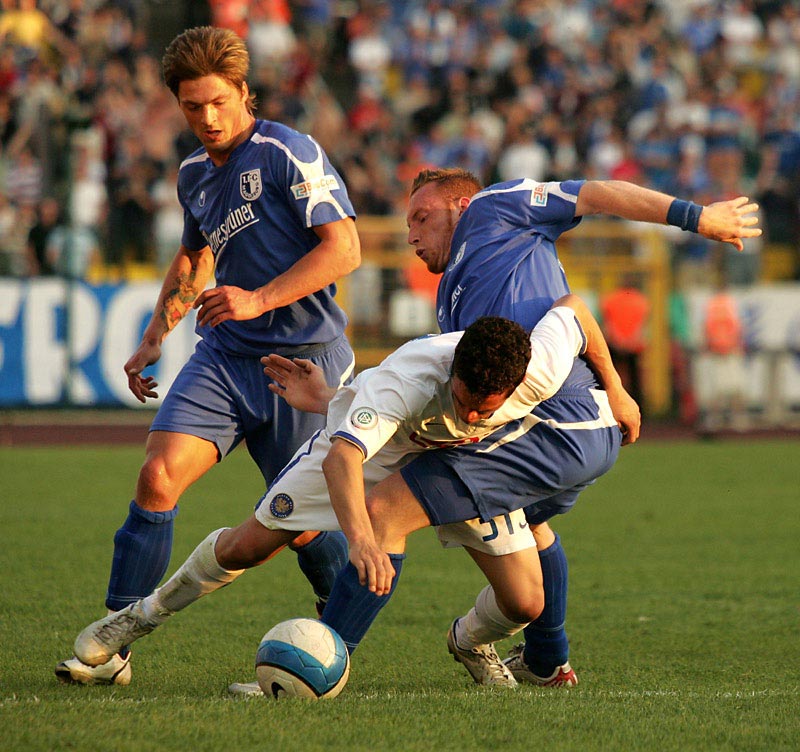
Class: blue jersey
437,178,597,390
177,119,355,356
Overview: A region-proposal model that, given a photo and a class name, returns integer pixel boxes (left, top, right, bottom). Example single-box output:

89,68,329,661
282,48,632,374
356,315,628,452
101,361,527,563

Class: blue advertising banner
0,278,199,407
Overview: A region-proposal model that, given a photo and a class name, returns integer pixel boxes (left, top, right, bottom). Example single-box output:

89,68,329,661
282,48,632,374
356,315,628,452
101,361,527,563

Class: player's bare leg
502,520,579,687
56,432,220,685
73,517,296,666
442,545,542,688
136,431,220,511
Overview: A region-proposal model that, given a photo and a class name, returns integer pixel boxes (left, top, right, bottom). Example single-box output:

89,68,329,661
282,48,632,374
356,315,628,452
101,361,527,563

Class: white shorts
255,431,536,557
436,508,536,555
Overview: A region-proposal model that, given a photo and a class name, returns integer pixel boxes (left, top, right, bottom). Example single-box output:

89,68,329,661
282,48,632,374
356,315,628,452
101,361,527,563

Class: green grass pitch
1,439,798,751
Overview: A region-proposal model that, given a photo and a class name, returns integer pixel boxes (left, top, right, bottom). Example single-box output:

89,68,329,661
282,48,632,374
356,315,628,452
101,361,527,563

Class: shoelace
94,609,144,646
471,644,514,681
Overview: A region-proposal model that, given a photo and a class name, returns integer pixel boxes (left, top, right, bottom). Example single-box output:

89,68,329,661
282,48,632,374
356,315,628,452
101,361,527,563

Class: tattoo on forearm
159,264,200,332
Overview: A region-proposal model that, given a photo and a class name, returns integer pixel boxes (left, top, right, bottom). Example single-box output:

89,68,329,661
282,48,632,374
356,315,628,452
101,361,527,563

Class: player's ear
458,196,471,214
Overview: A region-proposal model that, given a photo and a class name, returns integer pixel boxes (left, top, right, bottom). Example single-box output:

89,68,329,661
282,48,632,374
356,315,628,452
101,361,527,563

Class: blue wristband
667,199,702,233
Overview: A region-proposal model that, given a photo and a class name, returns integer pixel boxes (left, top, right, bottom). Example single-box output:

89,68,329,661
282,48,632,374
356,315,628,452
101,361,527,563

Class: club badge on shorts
269,493,294,518
240,169,262,201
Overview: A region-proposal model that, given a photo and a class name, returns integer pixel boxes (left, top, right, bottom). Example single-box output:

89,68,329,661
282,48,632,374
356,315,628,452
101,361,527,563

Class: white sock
456,585,528,650
143,528,245,619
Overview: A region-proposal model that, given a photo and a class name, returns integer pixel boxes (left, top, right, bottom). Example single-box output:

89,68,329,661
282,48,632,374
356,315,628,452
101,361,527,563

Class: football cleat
227,681,264,697
503,643,579,686
74,601,164,666
446,619,517,688
55,654,132,686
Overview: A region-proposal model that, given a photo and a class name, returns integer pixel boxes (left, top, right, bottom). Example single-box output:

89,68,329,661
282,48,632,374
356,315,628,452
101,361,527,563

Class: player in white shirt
70,295,613,678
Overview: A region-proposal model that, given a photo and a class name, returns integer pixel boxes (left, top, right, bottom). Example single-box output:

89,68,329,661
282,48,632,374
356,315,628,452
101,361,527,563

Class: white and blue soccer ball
255,618,350,699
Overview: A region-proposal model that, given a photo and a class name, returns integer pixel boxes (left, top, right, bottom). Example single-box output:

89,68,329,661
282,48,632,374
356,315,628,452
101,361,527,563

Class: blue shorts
401,390,622,526
150,335,354,485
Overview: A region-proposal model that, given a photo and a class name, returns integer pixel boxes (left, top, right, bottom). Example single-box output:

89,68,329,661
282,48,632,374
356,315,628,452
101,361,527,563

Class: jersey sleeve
505,306,587,410
331,370,429,461
270,132,356,229
330,335,455,461
476,179,585,241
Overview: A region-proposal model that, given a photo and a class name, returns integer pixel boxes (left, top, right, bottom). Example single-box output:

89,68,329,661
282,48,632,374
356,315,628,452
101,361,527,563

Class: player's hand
348,539,396,596
697,197,761,251
261,355,335,415
606,383,640,445
124,341,162,402
194,285,266,327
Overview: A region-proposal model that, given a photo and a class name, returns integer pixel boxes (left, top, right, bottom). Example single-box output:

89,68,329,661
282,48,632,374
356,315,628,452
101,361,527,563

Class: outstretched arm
553,294,641,445
574,180,761,251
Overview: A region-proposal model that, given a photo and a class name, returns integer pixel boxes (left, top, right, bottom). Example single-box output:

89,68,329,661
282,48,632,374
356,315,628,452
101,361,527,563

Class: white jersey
256,305,585,553
328,305,585,472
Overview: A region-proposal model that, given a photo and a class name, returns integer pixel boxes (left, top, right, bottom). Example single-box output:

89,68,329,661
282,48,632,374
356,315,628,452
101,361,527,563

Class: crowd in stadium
0,0,798,283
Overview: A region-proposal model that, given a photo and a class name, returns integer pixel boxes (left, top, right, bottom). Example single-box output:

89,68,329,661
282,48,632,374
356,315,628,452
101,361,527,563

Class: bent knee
137,457,180,509
497,591,544,623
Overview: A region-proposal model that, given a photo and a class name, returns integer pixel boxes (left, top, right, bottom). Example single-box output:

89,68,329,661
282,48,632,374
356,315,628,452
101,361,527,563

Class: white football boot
227,681,264,697
74,601,164,666
446,619,517,688
55,654,132,686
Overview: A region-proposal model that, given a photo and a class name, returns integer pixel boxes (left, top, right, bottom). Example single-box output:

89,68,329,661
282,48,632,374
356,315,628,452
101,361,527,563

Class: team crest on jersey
240,169,262,201
453,242,466,267
531,183,548,206
269,493,294,518
350,407,378,430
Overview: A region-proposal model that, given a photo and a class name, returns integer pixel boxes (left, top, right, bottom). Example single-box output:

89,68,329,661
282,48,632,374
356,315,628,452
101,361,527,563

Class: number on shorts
481,513,516,542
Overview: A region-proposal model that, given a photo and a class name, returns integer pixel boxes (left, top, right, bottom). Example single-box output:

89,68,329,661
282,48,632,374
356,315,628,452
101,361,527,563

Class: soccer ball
255,618,350,699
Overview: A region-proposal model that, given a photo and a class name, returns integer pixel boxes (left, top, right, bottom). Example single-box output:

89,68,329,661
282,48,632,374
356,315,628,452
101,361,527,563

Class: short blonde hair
410,168,482,200
162,26,256,113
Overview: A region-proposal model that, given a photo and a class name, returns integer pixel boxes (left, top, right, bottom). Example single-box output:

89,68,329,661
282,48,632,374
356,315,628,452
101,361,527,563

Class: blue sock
292,531,349,605
105,501,179,612
321,554,405,654
523,533,570,676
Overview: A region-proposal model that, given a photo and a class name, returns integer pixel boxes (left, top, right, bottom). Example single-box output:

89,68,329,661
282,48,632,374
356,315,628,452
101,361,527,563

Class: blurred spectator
668,287,698,425
26,194,60,275
247,0,295,70
150,163,183,270
601,278,650,409
208,0,249,40
700,280,748,432
0,189,29,274
4,144,42,207
495,122,550,182
69,143,107,237
347,3,392,94
46,221,100,279
0,0,73,66
755,144,800,279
